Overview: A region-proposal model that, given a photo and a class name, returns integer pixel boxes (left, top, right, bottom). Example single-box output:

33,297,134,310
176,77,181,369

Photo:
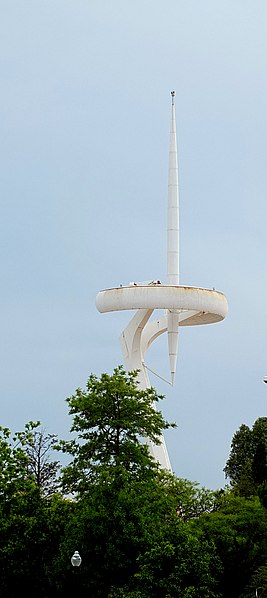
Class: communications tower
96,92,228,470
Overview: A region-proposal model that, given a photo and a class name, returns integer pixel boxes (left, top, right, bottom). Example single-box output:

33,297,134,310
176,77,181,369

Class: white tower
96,92,228,471
167,90,179,385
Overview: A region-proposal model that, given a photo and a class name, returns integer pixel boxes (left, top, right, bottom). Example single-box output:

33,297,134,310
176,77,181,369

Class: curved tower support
120,308,172,471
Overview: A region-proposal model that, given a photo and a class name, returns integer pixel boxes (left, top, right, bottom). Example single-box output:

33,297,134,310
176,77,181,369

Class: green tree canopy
194,492,267,598
224,418,267,497
52,470,222,598
0,421,37,501
0,422,72,596
58,365,176,494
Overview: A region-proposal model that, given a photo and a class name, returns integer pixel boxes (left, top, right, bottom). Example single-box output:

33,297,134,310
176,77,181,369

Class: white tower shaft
167,91,179,384
167,91,179,285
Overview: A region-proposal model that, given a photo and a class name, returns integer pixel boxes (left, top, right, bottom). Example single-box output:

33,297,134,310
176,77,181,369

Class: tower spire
167,91,179,384
167,90,179,285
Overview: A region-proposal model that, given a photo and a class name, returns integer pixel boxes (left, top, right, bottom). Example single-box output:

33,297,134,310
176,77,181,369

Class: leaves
58,366,176,494
224,418,267,497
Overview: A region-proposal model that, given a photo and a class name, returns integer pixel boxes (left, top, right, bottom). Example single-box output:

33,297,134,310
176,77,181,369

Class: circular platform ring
96,285,228,325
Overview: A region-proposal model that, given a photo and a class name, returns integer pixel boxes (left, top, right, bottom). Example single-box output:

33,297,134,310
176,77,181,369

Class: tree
52,470,223,598
58,365,176,494
242,565,267,597
224,418,267,497
55,364,225,596
0,423,72,596
53,366,230,596
157,472,218,521
109,532,221,598
0,423,36,500
16,423,60,497
194,492,267,598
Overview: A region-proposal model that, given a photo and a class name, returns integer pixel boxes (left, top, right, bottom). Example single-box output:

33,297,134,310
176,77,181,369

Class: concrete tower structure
96,92,228,471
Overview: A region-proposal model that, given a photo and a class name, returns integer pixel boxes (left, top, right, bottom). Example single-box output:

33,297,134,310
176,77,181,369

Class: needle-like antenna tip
171,90,176,105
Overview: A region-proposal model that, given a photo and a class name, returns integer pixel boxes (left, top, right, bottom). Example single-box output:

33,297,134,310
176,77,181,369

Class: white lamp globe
71,551,82,567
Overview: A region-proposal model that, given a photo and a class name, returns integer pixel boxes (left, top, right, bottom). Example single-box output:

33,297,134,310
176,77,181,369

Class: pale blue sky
1,1,267,489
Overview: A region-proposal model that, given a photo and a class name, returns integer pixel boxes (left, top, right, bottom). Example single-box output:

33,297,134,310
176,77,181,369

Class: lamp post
71,550,82,568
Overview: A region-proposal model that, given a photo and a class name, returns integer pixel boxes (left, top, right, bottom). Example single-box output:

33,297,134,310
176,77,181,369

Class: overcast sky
1,1,267,490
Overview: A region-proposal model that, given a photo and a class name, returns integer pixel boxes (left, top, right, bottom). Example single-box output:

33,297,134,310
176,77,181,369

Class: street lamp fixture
71,550,82,567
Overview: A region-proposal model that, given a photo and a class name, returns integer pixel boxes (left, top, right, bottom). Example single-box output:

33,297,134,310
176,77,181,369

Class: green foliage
1,374,267,596
194,492,267,597
0,422,73,596
0,490,72,596
242,565,267,597
58,366,176,494
157,471,218,520
110,531,221,598
224,418,267,497
53,470,221,597
0,421,38,500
